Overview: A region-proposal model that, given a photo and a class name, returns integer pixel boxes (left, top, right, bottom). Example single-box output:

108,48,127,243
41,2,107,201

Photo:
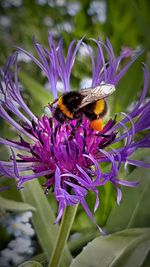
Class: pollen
90,118,103,131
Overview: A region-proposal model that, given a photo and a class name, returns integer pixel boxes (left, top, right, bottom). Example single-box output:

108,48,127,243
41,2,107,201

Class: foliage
0,1,150,267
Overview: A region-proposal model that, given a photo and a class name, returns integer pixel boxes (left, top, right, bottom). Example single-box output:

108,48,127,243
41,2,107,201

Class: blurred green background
1,0,150,61
0,1,150,266
1,0,150,114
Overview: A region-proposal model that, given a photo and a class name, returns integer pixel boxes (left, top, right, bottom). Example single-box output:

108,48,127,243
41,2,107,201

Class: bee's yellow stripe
58,96,73,119
94,99,105,115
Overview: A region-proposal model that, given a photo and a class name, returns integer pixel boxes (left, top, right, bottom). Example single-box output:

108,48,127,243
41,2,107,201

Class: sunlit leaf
19,72,52,107
18,260,43,267
30,253,48,267
20,179,72,266
113,55,145,113
70,228,150,267
106,168,150,233
0,196,35,212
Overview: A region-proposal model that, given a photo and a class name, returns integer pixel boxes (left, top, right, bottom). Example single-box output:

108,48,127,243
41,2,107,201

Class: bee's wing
78,83,115,109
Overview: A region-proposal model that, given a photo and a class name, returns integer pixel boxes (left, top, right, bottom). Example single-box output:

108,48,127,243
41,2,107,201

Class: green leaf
19,72,52,107
0,196,35,212
130,148,150,161
113,55,145,114
70,228,150,267
0,185,21,202
106,168,150,233
30,253,48,267
0,224,10,250
20,179,72,266
18,260,43,267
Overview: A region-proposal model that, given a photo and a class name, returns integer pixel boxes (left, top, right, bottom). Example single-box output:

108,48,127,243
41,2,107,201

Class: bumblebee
50,83,115,131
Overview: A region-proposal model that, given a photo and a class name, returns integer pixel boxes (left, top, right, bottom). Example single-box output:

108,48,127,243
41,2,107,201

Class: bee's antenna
48,98,58,107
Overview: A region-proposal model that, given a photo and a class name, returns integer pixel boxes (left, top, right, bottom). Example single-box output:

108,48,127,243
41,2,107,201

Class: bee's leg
97,115,117,138
99,134,111,138
94,131,112,138
68,118,83,140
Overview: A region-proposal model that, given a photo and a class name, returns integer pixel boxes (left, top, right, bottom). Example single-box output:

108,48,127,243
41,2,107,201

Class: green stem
48,204,78,267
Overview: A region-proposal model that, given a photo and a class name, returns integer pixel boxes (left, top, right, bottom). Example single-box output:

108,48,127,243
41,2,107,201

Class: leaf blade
106,168,150,233
0,196,35,212
70,228,150,267
20,179,72,266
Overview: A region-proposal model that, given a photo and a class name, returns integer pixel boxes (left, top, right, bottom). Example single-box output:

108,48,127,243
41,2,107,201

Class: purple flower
0,34,150,232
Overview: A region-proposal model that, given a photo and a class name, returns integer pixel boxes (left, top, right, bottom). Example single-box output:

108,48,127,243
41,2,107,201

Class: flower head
0,34,150,232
